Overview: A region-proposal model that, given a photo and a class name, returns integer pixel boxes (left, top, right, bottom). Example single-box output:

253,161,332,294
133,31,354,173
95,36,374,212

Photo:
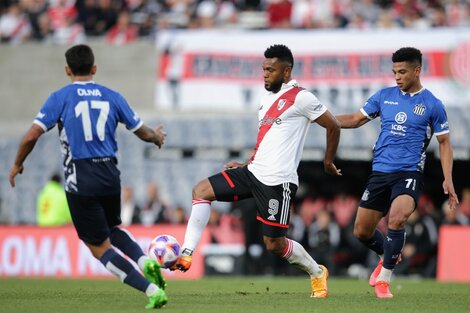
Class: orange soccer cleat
369,260,383,287
310,265,329,298
170,255,193,272
375,281,393,298
370,255,401,287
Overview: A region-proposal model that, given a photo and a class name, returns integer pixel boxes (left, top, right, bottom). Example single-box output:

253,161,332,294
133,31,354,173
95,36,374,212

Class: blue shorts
359,171,424,214
66,192,121,245
208,166,297,237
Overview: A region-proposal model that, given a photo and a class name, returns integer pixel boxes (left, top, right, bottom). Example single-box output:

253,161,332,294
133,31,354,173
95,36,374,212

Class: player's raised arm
314,110,342,176
336,110,370,129
134,124,166,148
9,124,45,187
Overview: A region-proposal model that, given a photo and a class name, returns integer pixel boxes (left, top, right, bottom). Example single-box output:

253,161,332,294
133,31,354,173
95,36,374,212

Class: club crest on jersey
413,103,426,116
395,112,407,124
277,99,286,110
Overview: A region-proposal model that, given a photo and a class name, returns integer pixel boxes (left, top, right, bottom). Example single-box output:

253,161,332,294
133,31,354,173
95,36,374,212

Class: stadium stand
1,0,470,44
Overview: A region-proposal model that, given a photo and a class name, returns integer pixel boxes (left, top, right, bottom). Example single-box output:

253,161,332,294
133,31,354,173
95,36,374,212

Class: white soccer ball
148,234,181,268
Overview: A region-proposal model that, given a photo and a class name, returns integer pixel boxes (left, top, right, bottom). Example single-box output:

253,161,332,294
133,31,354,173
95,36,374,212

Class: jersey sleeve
115,93,143,132
360,90,381,120
296,90,327,121
33,92,63,132
431,100,449,136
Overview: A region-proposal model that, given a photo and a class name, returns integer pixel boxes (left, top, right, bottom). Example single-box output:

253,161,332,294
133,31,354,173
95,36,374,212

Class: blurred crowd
0,0,470,45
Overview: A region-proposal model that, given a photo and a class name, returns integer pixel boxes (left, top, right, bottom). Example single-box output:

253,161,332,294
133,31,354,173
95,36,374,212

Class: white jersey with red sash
248,80,327,186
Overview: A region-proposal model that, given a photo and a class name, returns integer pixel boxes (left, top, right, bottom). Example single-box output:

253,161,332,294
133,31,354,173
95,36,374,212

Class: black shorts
208,167,297,237
66,192,122,245
359,171,424,214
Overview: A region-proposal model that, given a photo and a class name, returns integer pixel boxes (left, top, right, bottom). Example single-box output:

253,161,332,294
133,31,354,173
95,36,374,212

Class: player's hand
155,125,167,148
443,179,459,210
396,253,402,264
9,164,24,188
224,161,245,170
324,162,342,176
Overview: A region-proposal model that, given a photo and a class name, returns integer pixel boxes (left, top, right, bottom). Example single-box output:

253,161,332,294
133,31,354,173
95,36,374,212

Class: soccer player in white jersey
172,44,342,298
9,44,168,309
336,47,459,298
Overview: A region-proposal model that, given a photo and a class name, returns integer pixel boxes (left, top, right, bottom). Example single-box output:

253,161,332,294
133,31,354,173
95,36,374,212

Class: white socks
377,267,393,283
181,199,211,254
145,283,159,297
137,256,148,272
281,238,322,278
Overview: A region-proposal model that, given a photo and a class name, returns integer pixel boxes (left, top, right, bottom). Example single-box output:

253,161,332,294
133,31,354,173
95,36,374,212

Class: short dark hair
264,44,294,67
392,47,422,66
65,44,95,76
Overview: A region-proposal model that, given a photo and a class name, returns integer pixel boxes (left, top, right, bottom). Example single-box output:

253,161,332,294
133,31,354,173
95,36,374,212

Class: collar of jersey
281,79,298,89
400,87,424,97
73,81,96,85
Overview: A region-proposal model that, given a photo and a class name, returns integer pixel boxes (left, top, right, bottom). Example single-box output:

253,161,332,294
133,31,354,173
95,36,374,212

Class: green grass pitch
0,277,469,313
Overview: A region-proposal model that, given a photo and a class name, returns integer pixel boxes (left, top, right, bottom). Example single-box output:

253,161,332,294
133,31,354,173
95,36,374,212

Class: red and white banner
0,225,209,279
155,29,470,112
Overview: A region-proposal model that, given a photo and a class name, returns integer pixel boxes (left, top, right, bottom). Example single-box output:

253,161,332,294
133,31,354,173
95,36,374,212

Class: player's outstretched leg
172,198,211,272
144,259,167,290
110,227,167,289
98,248,168,308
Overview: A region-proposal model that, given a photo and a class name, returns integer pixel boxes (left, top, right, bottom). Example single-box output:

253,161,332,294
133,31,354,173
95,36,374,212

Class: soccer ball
148,234,181,269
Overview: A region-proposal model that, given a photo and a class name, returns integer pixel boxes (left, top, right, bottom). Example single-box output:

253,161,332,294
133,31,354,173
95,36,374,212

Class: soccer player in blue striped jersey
9,44,168,309
336,47,459,298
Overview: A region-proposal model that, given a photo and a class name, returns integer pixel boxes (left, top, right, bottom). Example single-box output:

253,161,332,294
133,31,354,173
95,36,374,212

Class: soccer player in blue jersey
336,47,459,298
9,44,168,309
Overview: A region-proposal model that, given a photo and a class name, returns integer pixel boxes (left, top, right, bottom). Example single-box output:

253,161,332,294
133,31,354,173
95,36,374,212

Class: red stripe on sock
281,238,293,259
192,199,211,205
